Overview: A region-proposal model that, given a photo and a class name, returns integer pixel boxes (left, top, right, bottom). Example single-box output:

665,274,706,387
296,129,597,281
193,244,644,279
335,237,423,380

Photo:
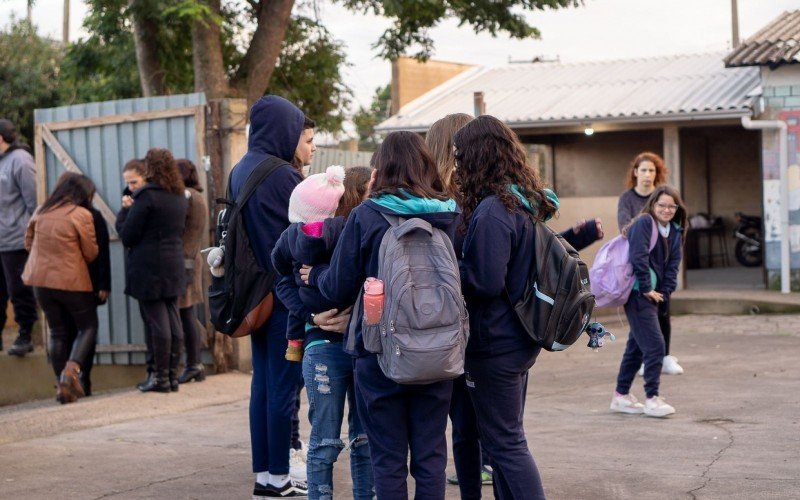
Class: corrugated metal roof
725,11,800,68
377,53,759,133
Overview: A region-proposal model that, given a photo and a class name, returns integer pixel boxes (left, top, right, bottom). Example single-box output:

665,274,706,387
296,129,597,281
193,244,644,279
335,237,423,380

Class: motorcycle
733,212,763,267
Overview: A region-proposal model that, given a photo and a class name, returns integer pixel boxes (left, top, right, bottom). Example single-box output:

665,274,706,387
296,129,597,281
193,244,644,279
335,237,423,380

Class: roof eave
376,109,755,134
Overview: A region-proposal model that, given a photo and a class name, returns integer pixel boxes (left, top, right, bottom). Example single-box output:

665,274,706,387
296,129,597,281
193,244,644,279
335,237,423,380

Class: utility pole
63,0,70,45
731,0,740,48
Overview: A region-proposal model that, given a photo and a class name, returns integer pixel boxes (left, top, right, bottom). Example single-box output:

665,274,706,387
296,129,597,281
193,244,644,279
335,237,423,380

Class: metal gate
33,93,207,365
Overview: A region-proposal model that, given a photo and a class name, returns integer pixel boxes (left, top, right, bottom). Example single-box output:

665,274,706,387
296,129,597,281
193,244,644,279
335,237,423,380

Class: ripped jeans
302,341,374,500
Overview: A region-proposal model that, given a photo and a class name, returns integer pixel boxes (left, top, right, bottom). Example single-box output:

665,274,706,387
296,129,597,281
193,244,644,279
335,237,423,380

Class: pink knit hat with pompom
288,165,346,223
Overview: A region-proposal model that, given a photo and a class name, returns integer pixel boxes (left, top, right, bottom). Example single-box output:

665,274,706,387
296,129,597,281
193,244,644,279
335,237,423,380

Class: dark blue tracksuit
230,95,304,475
309,198,459,500
616,215,682,398
459,195,545,500
271,217,348,343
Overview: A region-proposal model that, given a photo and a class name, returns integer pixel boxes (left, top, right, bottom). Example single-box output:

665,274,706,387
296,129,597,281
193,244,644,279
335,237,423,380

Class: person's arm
459,212,513,298
617,193,635,233
76,210,99,263
628,216,654,294
308,214,366,305
118,192,151,248
14,155,37,216
660,229,683,295
560,218,603,252
89,209,112,294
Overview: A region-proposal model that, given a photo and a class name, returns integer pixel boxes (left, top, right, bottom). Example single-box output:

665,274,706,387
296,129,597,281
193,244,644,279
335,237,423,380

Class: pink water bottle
363,278,384,325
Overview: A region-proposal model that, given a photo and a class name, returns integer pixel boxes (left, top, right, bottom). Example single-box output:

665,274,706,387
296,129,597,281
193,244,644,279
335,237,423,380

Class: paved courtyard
1,314,799,499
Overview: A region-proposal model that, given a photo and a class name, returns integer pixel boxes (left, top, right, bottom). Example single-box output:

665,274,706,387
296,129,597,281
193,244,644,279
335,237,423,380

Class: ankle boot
8,330,33,357
138,371,170,393
57,361,85,404
169,369,179,392
178,364,206,384
136,372,154,391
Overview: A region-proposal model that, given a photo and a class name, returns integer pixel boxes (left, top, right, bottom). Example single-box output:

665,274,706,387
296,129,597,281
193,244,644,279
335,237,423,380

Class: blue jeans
250,307,303,474
303,342,374,500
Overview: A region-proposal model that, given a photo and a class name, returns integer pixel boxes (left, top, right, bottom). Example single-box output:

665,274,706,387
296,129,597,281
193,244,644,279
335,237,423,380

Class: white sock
269,473,290,486
255,472,269,486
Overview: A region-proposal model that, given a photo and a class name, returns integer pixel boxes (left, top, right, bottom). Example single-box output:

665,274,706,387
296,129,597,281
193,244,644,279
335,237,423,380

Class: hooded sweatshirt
272,217,347,345
308,195,459,357
229,96,305,310
0,145,37,252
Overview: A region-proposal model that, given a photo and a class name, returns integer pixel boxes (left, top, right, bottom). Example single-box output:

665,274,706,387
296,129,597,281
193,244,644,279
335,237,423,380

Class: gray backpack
352,213,469,384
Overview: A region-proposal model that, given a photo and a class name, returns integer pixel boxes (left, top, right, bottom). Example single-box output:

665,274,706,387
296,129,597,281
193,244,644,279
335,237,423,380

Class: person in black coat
117,148,187,393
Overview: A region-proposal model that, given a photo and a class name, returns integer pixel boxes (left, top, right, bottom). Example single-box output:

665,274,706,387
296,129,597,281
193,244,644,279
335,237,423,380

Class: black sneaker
253,479,308,498
7,335,33,356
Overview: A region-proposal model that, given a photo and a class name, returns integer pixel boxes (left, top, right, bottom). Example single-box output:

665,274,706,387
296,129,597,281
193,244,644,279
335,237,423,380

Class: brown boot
57,361,86,404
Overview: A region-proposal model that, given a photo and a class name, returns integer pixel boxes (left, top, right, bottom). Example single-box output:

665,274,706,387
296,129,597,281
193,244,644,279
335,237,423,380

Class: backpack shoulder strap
235,156,288,207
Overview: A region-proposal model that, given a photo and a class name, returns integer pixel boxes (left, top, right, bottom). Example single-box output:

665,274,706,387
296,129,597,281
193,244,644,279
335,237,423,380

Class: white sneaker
289,446,307,482
610,393,645,414
662,355,684,375
637,364,644,376
644,396,676,417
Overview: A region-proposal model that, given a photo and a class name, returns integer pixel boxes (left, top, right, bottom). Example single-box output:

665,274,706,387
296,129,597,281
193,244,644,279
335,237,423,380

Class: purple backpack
589,215,658,308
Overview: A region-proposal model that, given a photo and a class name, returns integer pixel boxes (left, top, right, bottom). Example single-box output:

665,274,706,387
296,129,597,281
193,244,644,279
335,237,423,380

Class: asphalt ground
0,313,798,499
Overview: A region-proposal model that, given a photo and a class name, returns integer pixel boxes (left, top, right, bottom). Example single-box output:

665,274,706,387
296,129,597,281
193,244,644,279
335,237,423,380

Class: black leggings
179,306,201,367
139,298,183,378
34,287,98,379
658,300,671,355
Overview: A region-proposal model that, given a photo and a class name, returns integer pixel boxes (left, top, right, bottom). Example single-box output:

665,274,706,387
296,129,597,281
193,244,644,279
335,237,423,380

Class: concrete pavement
1,313,799,499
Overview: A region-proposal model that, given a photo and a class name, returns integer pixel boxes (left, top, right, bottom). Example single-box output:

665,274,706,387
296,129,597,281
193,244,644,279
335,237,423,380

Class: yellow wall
391,57,474,114
548,196,621,268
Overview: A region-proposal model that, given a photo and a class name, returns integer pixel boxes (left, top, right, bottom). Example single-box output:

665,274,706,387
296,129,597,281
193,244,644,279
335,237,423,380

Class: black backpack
509,217,596,351
208,156,285,337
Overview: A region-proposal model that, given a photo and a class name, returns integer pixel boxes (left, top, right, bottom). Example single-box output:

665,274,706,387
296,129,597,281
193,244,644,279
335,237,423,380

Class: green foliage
352,84,391,151
268,16,352,133
338,0,583,60
0,19,63,142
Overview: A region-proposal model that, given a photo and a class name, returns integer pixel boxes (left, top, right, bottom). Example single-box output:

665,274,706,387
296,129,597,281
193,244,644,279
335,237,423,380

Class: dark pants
138,301,155,374
354,353,452,500
616,292,666,398
180,306,201,367
34,287,97,381
249,307,303,474
138,298,183,381
291,381,303,450
450,374,485,500
466,347,545,500
0,250,38,332
659,299,671,356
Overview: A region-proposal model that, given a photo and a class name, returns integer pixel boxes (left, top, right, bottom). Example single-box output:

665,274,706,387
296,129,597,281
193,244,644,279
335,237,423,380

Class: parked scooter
733,212,763,267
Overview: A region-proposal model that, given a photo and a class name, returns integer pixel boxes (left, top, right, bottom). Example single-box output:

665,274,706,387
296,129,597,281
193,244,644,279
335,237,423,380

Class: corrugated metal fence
307,148,373,175
33,93,207,365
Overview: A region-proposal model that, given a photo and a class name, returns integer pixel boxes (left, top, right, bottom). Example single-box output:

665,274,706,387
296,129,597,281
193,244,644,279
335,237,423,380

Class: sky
1,0,797,112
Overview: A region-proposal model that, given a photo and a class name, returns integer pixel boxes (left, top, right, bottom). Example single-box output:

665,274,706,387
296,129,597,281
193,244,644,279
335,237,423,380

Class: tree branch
128,0,167,96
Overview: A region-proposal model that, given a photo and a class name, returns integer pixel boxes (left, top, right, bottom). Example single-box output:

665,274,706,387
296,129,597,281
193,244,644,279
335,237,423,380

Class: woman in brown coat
175,159,208,383
22,172,99,404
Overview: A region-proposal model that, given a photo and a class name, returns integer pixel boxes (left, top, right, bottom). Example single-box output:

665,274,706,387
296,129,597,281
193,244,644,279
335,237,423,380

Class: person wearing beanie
271,165,376,500
0,119,38,356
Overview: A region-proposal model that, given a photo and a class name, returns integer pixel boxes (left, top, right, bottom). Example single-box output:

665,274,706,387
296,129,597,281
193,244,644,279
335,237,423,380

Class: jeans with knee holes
302,341,374,500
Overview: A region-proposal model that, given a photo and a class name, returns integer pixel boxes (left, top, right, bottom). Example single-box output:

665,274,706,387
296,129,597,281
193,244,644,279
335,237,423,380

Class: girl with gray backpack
300,132,463,500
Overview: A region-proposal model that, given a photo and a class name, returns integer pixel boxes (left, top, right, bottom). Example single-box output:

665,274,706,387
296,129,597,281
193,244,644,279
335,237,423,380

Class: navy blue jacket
272,217,347,344
308,199,459,357
628,214,683,295
459,196,540,357
229,96,305,310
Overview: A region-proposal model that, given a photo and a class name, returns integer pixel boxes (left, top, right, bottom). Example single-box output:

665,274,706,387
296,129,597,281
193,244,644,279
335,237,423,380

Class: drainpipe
741,116,790,294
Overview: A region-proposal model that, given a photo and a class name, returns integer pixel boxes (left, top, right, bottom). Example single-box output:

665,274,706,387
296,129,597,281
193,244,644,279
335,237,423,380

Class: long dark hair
370,131,449,201
641,184,688,243
453,115,556,228
336,166,373,219
40,172,96,214
144,148,184,194
175,158,203,192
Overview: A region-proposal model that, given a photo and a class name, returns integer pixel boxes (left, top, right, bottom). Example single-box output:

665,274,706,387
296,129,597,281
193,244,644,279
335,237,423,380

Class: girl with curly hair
453,115,557,500
118,148,187,392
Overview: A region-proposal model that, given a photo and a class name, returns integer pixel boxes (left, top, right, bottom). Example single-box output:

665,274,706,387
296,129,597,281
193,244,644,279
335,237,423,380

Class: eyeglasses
655,202,678,211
